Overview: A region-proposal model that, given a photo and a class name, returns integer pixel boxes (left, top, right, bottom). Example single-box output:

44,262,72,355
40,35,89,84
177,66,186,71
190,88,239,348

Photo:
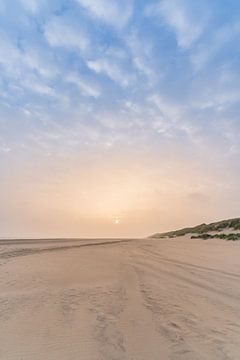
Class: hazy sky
0,0,240,238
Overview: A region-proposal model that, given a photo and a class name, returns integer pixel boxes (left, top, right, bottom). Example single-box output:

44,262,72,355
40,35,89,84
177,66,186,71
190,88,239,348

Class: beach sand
0,236,240,360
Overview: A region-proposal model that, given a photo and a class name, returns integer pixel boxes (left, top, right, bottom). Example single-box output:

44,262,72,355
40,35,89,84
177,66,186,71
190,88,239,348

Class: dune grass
191,233,240,241
150,218,240,239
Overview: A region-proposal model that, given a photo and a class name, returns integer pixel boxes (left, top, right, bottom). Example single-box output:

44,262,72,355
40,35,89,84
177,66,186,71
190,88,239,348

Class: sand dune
0,236,240,359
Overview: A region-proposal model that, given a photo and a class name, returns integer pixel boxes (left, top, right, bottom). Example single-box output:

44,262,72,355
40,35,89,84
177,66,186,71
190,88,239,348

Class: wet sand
0,236,240,359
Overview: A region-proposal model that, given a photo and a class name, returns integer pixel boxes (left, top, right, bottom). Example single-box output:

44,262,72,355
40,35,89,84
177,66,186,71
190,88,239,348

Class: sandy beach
0,236,240,360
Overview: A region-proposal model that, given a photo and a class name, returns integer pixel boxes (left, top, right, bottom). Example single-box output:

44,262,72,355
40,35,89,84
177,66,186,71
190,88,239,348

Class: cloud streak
75,0,133,29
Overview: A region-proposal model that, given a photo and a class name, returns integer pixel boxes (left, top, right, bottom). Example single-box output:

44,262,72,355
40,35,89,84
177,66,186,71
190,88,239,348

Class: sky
0,0,240,238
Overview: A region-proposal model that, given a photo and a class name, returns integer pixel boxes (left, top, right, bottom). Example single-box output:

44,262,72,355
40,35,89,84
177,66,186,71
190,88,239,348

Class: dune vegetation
150,218,240,239
191,233,240,241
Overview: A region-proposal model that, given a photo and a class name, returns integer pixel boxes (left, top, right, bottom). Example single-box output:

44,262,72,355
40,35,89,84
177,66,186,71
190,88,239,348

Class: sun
114,219,120,225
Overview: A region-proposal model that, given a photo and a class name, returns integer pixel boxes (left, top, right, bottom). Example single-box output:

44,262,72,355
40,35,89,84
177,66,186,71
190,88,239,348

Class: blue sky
0,0,240,237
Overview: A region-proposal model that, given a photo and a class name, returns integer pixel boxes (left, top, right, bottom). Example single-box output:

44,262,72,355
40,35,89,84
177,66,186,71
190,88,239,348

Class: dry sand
0,236,240,360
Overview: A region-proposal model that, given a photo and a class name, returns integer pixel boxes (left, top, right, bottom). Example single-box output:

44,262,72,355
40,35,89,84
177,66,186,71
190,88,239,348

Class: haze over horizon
0,0,240,238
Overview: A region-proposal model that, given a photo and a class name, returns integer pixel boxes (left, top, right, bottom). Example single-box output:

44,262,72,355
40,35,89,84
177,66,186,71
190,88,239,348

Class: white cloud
23,77,55,96
0,33,21,76
148,0,208,49
148,93,183,121
95,110,135,130
0,31,58,81
0,145,10,153
44,16,89,53
22,46,59,79
87,58,130,87
125,30,156,85
191,22,240,70
75,0,133,29
66,73,101,98
0,31,65,105
20,0,42,13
